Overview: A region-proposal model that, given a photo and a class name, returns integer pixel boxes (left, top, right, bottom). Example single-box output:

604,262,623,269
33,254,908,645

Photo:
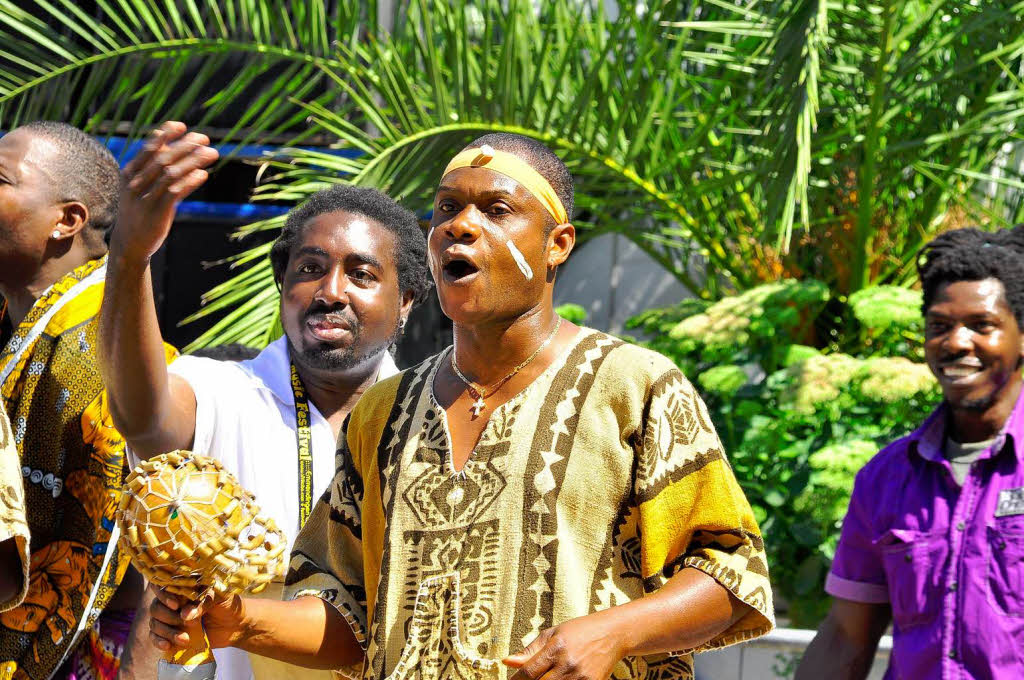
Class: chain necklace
451,318,562,417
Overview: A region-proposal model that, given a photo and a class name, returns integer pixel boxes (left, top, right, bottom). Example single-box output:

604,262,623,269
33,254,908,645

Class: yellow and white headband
442,145,569,225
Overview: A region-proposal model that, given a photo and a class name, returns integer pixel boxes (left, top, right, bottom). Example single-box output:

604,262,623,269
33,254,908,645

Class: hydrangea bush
626,280,941,626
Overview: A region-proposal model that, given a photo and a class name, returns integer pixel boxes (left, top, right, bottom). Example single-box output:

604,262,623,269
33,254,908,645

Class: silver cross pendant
470,397,486,417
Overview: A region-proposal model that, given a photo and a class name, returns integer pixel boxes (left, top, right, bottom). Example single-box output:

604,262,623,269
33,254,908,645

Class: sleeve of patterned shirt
284,376,404,670
0,409,29,612
632,365,775,653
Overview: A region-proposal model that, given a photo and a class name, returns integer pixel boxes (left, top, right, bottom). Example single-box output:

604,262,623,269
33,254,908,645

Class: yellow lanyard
290,362,314,527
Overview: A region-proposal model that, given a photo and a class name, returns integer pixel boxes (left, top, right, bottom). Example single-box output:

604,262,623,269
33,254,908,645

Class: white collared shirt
164,336,398,680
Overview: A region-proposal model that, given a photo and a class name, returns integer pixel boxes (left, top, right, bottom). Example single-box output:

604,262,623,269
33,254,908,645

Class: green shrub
555,303,588,324
624,282,941,627
848,286,925,360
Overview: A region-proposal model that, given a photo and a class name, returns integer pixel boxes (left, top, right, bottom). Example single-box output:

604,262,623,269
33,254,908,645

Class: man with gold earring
149,134,774,680
0,122,153,679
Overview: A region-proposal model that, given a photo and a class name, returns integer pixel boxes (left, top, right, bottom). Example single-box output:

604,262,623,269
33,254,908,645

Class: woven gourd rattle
116,451,287,679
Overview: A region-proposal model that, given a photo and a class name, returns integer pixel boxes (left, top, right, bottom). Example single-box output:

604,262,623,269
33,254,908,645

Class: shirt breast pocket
878,530,948,630
988,519,1024,617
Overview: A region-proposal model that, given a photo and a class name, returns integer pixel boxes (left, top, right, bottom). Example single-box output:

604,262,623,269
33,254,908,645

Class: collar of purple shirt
907,390,1024,466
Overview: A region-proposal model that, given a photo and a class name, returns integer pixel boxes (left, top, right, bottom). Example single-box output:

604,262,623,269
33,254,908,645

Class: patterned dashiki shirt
0,258,173,679
286,328,775,680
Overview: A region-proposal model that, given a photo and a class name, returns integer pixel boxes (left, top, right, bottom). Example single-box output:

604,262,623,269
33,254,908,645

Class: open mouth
939,360,983,381
441,250,480,284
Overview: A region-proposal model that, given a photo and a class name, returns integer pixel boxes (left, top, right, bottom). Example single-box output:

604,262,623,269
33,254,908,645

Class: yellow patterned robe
0,258,175,679
286,329,774,680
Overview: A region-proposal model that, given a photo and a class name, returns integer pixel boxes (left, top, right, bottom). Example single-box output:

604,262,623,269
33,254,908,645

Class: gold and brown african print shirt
0,258,176,679
286,328,774,680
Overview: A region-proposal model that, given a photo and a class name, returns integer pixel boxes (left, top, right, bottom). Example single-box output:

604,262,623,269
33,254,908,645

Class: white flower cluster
778,353,937,414
669,280,817,348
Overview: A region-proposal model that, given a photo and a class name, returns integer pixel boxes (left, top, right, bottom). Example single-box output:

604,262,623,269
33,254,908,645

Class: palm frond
0,0,376,150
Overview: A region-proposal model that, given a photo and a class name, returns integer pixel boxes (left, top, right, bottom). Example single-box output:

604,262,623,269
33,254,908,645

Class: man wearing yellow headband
148,134,774,679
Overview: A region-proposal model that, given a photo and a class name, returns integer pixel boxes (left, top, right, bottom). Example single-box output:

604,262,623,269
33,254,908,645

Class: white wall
554,232,693,333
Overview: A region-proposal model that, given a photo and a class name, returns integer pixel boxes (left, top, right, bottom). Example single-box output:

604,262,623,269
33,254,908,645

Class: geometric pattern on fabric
286,329,775,680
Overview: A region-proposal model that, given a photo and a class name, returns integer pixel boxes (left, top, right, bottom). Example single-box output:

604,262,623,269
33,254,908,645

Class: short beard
287,321,404,373
956,391,999,412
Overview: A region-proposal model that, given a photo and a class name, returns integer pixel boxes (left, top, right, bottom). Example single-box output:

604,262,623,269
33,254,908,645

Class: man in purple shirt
797,226,1024,680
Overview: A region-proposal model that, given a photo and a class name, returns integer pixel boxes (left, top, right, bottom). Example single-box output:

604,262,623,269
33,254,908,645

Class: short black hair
17,121,120,234
464,133,574,224
918,225,1024,326
270,185,432,305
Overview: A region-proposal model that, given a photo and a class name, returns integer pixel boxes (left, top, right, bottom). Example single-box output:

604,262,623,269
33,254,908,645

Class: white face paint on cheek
505,239,534,281
426,226,441,274
472,217,535,282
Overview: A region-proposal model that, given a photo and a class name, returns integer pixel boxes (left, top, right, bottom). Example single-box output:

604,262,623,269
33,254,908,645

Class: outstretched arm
99,122,219,459
148,589,363,670
795,598,890,680
504,567,747,679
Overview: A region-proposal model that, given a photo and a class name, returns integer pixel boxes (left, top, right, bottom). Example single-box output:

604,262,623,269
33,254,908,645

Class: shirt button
949,581,958,592
956,521,965,531
949,650,957,659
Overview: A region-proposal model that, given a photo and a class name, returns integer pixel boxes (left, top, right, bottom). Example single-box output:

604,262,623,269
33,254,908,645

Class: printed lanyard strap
290,362,314,527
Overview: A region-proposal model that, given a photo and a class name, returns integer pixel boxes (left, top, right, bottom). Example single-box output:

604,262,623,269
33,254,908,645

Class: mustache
305,307,357,328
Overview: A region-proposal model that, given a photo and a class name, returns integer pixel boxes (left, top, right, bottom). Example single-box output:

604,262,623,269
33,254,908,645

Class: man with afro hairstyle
798,225,1024,679
98,121,431,680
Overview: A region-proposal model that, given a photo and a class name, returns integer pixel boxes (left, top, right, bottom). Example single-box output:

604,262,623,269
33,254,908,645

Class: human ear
547,222,575,269
52,201,89,240
399,289,415,319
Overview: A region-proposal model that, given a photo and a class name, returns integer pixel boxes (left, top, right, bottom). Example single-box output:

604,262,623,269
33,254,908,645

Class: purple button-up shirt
827,392,1024,679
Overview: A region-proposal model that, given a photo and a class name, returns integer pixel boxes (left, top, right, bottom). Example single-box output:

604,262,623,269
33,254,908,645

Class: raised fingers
128,130,217,200
124,121,186,182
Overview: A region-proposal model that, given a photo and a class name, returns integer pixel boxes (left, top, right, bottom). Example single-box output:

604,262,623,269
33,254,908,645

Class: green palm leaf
4,0,1023,352
0,0,375,150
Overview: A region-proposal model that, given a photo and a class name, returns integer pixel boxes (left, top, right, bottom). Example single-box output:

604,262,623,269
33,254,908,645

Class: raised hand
113,121,219,261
